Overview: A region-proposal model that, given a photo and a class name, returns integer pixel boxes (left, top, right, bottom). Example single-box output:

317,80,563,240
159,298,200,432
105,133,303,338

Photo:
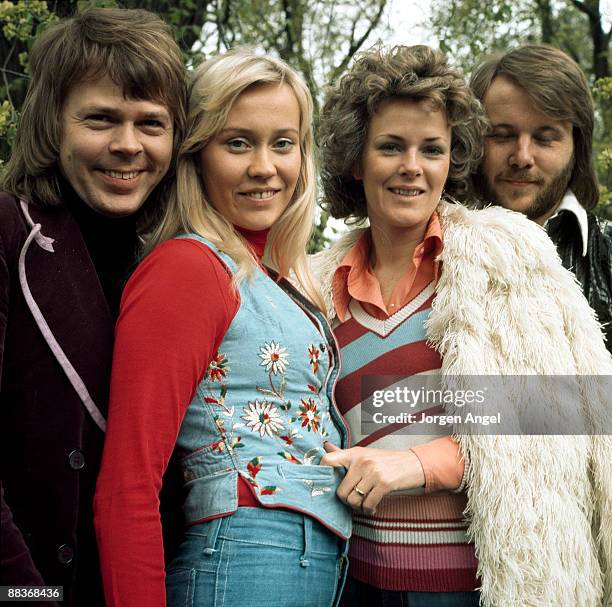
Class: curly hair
319,44,487,219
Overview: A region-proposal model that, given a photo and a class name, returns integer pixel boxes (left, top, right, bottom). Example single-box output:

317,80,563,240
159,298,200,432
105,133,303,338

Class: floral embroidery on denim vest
174,234,351,538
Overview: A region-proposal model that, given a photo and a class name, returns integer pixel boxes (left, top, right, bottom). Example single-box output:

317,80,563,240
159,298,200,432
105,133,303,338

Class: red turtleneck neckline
234,225,269,259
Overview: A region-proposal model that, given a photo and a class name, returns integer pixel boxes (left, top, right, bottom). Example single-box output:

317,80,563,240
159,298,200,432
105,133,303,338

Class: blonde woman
94,49,350,607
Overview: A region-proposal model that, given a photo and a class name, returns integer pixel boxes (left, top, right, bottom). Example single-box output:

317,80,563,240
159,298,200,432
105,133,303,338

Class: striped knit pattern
334,284,479,591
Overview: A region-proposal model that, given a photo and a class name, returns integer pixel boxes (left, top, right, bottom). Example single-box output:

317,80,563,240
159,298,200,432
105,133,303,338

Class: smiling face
59,74,173,217
357,98,451,240
198,82,301,231
480,75,574,223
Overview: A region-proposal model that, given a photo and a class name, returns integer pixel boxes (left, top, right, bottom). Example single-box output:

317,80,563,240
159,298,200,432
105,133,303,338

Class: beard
473,158,574,221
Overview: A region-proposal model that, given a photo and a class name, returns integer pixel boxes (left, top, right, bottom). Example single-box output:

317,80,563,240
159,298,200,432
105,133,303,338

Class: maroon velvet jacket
0,193,114,606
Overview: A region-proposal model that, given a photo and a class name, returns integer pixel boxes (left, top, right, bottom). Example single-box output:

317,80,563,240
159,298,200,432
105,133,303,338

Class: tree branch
330,0,387,81
2,40,17,107
568,0,598,21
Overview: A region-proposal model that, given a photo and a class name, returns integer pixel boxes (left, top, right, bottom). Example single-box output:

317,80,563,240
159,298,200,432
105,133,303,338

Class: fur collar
313,199,612,605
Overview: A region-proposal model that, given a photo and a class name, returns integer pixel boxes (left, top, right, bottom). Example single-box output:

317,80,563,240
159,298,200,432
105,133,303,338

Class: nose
247,148,276,179
109,124,144,156
509,134,534,168
398,150,422,177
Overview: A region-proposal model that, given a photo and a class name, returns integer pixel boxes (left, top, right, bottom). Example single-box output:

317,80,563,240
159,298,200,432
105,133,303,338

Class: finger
361,486,386,516
323,441,341,453
346,476,376,512
346,484,366,511
335,465,364,502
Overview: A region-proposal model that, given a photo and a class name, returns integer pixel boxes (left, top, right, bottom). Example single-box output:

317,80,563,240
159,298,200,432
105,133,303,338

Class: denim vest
174,234,351,539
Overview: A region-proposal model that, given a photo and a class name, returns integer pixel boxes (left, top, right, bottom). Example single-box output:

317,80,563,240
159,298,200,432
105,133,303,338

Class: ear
353,162,363,181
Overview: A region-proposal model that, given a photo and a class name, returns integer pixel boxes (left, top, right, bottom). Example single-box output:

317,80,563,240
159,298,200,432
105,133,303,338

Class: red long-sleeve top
94,230,267,607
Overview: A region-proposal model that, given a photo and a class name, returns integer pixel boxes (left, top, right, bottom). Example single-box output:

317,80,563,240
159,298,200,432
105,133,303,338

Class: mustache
497,170,545,184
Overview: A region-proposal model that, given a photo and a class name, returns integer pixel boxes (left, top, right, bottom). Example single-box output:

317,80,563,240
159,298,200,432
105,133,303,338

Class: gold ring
354,486,366,497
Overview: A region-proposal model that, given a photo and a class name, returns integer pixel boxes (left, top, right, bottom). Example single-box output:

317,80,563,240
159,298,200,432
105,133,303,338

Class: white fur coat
313,201,612,607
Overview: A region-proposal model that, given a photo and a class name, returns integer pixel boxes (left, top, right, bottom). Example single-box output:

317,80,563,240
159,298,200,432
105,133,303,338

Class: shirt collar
330,212,443,322
546,190,588,257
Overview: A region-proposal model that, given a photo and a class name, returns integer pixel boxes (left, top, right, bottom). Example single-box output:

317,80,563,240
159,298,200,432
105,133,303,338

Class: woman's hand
320,443,425,515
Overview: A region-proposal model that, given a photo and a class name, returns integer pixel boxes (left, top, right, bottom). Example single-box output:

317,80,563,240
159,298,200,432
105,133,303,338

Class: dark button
319,343,326,352
68,450,85,470
57,544,74,565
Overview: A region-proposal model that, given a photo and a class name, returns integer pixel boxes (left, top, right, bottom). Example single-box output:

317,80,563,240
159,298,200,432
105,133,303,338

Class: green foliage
207,0,388,115
431,0,612,219
0,0,58,171
0,0,389,244
431,0,594,75
593,77,612,219
0,1,55,39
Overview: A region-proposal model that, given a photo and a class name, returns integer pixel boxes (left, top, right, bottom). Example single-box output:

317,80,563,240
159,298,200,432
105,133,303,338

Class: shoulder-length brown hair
2,7,187,220
319,44,487,220
470,44,598,210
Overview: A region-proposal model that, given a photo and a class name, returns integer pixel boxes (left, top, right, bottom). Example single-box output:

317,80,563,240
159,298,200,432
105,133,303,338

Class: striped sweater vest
333,282,479,591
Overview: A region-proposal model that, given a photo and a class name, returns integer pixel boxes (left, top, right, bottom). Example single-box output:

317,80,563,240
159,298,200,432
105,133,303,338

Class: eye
378,142,402,154
535,135,556,146
226,138,250,151
273,138,295,151
422,145,446,156
141,119,165,129
86,114,113,125
487,131,513,141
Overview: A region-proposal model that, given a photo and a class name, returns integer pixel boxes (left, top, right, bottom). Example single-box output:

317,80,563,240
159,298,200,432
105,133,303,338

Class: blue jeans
166,507,348,607
339,576,480,607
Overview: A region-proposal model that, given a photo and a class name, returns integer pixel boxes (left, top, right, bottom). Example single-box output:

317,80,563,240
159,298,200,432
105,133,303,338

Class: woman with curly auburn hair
315,45,612,607
95,49,351,607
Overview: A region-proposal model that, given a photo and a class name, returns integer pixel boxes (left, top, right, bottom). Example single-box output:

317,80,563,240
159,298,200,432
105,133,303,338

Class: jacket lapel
20,203,114,425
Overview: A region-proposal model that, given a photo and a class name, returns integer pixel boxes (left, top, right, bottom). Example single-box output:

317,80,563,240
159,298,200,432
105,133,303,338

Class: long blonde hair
147,48,323,310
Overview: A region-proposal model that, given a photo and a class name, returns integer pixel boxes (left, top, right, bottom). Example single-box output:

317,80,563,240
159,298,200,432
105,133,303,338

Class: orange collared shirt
331,211,464,493
332,212,443,322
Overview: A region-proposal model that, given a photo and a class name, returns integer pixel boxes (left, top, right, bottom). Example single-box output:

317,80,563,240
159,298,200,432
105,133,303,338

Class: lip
501,179,538,188
388,186,425,197
238,189,281,202
97,169,145,191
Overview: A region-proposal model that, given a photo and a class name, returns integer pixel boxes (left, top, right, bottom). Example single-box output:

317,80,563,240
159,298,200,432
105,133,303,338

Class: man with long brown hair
470,44,611,351
0,8,186,605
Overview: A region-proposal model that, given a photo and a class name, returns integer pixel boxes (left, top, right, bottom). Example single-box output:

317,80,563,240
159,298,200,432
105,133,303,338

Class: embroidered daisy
308,344,320,374
241,401,284,437
298,398,320,433
207,353,229,382
259,341,288,375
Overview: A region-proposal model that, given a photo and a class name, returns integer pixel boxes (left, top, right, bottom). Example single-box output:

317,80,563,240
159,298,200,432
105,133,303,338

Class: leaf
303,448,322,465
278,451,301,464
256,387,277,397
280,402,292,411
204,396,219,404
308,384,320,393
260,486,280,495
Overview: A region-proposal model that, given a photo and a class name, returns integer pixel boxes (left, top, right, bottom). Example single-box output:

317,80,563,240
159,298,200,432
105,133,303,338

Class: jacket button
57,544,74,565
68,450,85,470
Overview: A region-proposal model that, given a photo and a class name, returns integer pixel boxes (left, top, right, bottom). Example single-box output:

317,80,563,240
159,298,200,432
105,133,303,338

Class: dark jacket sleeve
0,483,46,586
